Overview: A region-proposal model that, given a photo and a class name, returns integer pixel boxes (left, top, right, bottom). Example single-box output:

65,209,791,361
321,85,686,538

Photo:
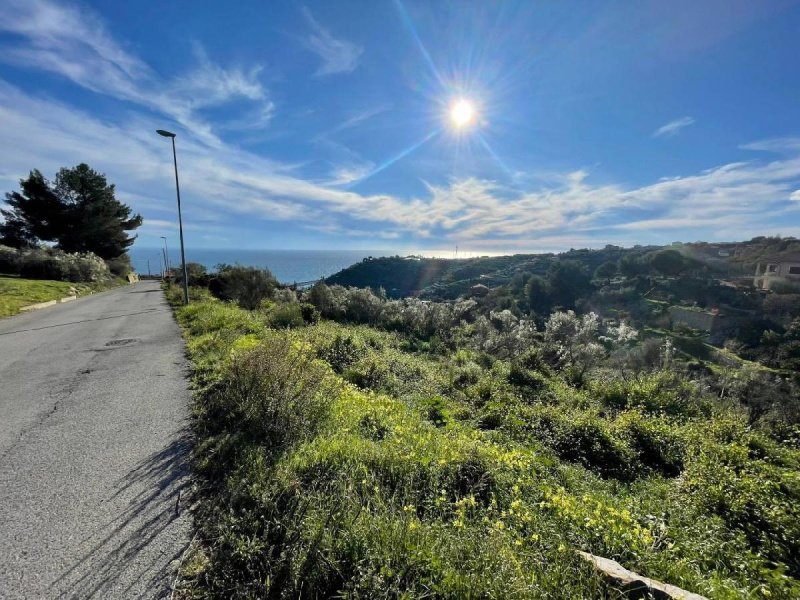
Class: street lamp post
162,246,169,278
160,236,171,274
156,129,189,305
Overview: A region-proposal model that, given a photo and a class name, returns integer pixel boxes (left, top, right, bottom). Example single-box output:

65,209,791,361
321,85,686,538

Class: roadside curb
19,295,78,312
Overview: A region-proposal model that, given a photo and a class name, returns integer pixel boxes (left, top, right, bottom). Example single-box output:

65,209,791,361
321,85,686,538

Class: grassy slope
0,276,122,317
172,290,800,599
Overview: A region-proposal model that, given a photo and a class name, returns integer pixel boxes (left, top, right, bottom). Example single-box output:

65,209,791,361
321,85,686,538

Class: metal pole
162,247,168,277
171,137,190,305
147,259,151,278
159,254,165,279
161,236,171,273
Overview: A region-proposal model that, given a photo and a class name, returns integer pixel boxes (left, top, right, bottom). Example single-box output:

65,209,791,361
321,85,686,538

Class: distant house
753,253,800,290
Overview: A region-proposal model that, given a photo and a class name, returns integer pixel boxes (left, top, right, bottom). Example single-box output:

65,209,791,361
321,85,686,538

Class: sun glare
450,98,476,129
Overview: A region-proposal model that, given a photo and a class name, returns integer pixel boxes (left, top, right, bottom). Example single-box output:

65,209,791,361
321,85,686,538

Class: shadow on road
50,429,192,599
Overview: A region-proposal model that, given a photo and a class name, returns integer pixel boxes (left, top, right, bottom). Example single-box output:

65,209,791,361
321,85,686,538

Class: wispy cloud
0,0,273,145
302,7,363,76
653,116,695,138
740,136,800,154
313,105,390,141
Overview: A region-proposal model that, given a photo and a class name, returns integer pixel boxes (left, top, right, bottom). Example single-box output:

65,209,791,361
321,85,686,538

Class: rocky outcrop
578,551,708,600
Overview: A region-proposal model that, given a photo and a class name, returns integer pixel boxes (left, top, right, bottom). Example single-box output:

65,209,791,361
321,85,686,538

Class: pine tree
0,164,142,259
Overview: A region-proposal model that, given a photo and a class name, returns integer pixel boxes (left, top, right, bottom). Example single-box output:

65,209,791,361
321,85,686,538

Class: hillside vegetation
169,277,799,599
326,237,800,300
325,238,800,375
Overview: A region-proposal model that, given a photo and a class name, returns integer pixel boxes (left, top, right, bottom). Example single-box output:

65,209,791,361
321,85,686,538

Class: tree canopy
0,164,142,259
649,249,688,277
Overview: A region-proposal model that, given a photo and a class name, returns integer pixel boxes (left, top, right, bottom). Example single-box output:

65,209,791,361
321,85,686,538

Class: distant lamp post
160,235,171,274
156,129,189,304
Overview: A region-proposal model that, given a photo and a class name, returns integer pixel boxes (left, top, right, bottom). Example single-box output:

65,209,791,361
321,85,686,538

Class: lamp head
156,129,176,138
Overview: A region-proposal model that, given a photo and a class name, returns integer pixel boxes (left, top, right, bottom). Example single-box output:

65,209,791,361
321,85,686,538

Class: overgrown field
171,287,800,599
0,276,116,317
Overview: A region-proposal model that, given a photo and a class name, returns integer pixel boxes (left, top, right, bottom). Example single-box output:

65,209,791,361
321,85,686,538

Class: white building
753,253,800,290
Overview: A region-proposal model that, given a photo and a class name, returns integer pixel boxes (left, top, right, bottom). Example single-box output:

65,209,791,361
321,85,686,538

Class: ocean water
129,248,391,284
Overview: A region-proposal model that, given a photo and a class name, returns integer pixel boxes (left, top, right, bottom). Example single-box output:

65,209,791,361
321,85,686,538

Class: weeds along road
0,280,191,599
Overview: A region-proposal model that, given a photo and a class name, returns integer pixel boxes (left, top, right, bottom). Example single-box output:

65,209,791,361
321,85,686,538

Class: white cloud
653,116,695,138
302,7,363,76
740,137,800,154
0,0,272,145
791,190,800,201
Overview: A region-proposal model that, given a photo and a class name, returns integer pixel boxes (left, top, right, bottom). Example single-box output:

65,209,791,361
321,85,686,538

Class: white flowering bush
62,251,110,282
544,310,605,380
10,247,111,282
464,311,538,358
600,321,639,346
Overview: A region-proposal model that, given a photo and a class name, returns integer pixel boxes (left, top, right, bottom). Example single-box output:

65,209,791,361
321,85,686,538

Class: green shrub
526,407,636,480
0,245,20,274
300,302,320,324
508,362,547,391
615,411,685,477
681,446,800,578
106,254,132,278
317,333,368,373
175,262,209,286
420,395,450,427
592,372,707,417
452,362,482,389
208,264,277,309
358,413,390,440
208,339,336,452
270,303,304,328
343,357,391,391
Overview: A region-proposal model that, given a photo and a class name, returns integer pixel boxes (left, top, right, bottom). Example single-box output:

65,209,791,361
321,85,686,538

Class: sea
128,248,393,284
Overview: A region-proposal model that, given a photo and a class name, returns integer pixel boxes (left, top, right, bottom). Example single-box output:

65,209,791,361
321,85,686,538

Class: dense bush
268,302,305,328
0,246,110,282
525,406,637,480
316,333,368,373
106,253,132,277
206,339,336,452
176,262,210,287
208,264,278,309
0,244,19,274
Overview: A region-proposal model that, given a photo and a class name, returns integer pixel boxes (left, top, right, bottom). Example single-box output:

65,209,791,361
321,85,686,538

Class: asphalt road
0,280,191,599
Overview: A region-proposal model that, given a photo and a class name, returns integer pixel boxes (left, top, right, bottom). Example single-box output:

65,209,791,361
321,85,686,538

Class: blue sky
0,0,799,257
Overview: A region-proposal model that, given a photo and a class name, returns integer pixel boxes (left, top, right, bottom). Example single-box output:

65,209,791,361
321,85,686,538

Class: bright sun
450,98,476,129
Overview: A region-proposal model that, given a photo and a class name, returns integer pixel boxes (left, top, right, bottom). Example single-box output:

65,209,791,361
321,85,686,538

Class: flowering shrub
3,246,110,282
544,311,606,381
